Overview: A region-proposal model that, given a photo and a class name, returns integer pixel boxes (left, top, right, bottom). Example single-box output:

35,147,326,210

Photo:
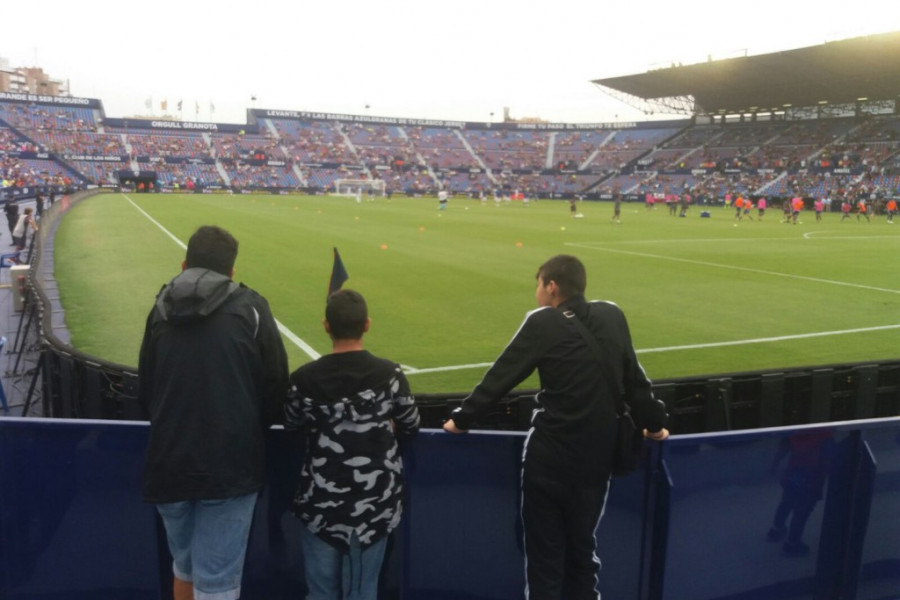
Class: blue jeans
156,492,259,600
299,525,388,600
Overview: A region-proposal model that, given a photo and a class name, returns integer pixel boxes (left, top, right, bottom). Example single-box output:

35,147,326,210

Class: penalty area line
403,362,494,375
122,194,324,361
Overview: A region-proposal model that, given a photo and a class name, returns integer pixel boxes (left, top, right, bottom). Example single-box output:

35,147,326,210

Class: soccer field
53,192,900,393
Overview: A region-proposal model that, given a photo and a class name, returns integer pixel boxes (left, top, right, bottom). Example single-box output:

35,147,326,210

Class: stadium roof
593,31,900,115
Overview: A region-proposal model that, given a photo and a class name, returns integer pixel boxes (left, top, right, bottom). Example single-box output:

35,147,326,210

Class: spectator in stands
284,289,419,599
138,226,289,600
443,254,669,600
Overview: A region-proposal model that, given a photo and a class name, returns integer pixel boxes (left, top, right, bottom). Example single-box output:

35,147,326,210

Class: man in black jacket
139,225,288,600
444,254,668,600
4,198,18,240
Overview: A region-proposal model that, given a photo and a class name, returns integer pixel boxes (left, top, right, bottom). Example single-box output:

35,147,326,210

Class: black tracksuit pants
521,470,610,600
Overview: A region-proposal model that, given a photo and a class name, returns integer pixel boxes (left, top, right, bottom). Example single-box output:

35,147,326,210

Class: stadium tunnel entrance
117,169,159,192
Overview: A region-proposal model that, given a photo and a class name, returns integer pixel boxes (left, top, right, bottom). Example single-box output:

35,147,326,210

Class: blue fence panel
657,421,900,600
1,417,899,600
856,426,900,599
0,418,158,600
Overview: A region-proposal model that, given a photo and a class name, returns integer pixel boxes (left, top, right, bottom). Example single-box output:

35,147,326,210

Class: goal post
333,178,386,197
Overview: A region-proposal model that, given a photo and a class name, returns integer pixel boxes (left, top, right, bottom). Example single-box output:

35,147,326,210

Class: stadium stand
2,95,898,203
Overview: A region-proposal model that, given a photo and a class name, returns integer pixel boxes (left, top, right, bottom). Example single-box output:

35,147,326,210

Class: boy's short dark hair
326,289,368,340
185,225,238,276
536,254,586,299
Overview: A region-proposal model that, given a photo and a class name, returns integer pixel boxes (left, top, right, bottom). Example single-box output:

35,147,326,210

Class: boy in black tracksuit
444,254,668,600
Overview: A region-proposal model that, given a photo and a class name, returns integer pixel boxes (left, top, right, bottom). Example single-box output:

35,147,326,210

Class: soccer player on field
734,196,744,220
791,196,804,225
840,200,852,221
857,198,870,222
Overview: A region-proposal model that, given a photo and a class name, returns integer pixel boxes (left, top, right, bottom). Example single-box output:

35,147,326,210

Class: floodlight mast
593,83,698,116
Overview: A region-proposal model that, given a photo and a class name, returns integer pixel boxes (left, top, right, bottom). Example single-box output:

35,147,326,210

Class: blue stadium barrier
1,416,897,600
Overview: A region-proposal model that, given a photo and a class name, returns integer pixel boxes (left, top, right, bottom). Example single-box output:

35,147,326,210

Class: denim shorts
156,492,259,600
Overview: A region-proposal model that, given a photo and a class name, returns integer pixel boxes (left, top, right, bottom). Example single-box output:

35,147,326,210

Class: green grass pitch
52,192,900,394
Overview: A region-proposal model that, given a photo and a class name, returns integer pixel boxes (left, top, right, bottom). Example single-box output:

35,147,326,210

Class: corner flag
328,247,349,297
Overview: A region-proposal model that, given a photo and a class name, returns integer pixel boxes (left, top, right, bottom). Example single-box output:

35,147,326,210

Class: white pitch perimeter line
565,242,900,295
637,323,900,354
123,194,323,361
401,323,900,374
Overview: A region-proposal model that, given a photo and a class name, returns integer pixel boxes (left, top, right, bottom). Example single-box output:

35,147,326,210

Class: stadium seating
0,103,97,132
115,131,212,160
2,97,900,200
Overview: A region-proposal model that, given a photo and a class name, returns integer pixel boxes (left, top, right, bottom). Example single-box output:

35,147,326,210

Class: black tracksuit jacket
450,294,667,484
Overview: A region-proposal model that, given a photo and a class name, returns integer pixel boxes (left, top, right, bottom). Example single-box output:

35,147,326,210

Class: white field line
402,362,495,375
123,194,323,361
565,241,900,295
637,323,900,353
403,323,900,374
603,232,900,244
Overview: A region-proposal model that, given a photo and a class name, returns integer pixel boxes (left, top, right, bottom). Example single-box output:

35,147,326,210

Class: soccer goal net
333,178,386,197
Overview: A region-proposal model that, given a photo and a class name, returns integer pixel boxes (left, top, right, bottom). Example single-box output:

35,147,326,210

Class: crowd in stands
0,103,97,133
554,130,613,166
274,120,356,165
343,123,414,169
211,132,286,162
1,100,900,201
405,126,472,169
125,133,212,160
226,163,300,189
0,127,38,153
68,160,129,186
32,131,127,158
380,169,435,194
460,130,547,171
152,163,225,188
1,154,74,188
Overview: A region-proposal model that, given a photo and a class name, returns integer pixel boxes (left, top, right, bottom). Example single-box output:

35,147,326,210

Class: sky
3,0,897,126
